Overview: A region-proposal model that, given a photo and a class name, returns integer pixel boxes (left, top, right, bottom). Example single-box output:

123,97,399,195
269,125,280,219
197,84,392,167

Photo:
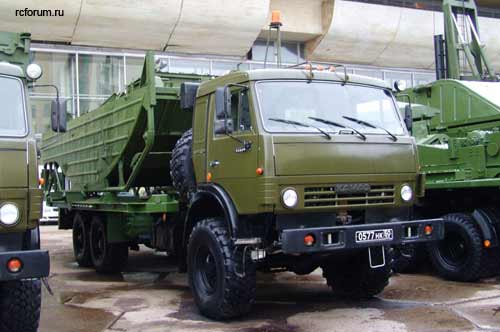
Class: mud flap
368,246,386,268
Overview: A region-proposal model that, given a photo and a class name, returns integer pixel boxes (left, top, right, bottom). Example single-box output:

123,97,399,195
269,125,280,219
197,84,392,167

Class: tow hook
233,238,264,278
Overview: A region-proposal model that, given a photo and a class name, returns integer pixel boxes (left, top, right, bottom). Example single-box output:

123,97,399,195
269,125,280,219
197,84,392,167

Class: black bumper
0,250,50,281
281,218,443,254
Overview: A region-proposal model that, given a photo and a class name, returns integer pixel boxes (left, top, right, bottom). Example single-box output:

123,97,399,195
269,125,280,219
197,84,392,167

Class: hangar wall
1,0,499,70
311,0,500,70
0,0,270,56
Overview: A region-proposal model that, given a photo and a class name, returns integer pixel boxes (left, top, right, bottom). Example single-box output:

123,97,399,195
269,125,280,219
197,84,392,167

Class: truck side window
239,90,251,131
230,89,252,133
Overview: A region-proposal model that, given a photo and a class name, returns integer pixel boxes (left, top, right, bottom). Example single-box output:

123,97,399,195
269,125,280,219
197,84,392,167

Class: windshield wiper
308,116,366,141
268,118,331,140
342,115,397,141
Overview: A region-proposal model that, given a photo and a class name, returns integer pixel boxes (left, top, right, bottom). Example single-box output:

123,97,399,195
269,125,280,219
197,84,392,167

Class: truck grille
303,184,395,208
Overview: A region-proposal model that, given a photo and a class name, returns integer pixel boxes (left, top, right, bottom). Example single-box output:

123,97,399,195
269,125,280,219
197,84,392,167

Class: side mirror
404,104,413,133
214,119,234,135
180,82,200,111
394,80,407,93
51,99,67,133
215,86,231,120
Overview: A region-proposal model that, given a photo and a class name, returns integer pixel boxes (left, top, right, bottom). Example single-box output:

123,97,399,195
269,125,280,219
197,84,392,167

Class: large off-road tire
474,208,500,278
321,247,392,299
187,218,256,320
170,129,195,198
427,213,483,282
89,216,128,273
73,213,93,267
0,279,41,332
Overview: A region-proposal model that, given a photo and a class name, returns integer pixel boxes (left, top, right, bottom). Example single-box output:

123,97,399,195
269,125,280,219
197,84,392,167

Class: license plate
355,229,394,243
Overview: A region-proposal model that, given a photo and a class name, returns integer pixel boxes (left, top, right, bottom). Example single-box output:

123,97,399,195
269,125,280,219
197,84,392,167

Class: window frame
0,74,28,138
213,86,254,137
254,79,407,136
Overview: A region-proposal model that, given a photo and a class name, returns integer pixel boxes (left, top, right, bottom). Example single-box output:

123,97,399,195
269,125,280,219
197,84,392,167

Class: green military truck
0,31,50,332
396,0,500,282
41,52,443,319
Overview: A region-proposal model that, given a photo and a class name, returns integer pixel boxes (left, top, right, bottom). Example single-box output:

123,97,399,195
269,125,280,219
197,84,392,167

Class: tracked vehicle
396,0,500,281
0,31,50,332
42,51,442,319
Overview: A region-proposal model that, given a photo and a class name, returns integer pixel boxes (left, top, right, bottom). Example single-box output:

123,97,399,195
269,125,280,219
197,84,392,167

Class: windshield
255,81,405,136
0,76,26,136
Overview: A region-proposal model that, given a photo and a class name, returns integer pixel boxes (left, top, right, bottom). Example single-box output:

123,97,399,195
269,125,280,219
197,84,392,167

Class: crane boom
436,0,497,81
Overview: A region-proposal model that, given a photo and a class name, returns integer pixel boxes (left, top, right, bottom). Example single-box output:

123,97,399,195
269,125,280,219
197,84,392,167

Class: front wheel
89,216,129,273
0,279,42,332
321,247,392,299
187,218,256,320
427,213,483,282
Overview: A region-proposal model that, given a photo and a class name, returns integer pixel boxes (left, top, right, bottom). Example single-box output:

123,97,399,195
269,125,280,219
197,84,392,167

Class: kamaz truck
0,31,50,332
41,52,443,319
396,0,500,282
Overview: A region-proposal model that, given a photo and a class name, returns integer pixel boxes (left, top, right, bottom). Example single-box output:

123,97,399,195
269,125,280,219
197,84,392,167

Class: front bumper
0,250,50,281
281,218,443,254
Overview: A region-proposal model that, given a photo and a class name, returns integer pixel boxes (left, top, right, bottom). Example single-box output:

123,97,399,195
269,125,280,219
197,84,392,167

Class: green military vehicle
0,31,50,332
396,0,500,281
41,52,443,319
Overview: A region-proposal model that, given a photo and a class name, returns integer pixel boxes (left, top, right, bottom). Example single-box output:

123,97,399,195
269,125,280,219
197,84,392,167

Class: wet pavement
39,225,500,332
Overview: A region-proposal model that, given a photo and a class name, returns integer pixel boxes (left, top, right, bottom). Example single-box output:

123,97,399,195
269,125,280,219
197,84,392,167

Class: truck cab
0,31,49,332
195,69,420,216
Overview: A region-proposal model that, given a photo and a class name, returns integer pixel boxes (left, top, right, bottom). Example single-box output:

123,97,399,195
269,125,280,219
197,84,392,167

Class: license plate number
355,229,393,243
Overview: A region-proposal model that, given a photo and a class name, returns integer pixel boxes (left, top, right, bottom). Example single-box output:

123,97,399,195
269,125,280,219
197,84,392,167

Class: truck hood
0,141,27,188
273,136,417,176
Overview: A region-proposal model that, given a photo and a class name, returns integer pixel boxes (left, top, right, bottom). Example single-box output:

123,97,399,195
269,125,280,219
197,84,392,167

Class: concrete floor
39,225,500,332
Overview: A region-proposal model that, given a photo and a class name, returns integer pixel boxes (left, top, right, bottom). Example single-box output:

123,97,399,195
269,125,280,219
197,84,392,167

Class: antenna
264,10,283,68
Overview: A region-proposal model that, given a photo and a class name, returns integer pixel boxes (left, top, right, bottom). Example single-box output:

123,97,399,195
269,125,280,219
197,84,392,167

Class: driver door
206,85,259,212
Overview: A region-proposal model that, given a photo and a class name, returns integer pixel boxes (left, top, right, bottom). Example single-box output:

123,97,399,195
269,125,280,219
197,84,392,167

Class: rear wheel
474,208,500,278
427,213,483,282
73,213,92,267
321,247,392,299
89,216,128,273
187,218,256,320
0,279,41,332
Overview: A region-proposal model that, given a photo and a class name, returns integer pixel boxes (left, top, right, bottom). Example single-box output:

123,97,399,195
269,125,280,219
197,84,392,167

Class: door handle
209,160,220,167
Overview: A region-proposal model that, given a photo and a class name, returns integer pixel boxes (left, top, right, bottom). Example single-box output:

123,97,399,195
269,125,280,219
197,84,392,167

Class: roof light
271,10,282,25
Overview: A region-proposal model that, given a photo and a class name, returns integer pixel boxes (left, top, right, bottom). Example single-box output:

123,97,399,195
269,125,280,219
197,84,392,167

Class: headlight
282,188,298,208
400,185,413,202
0,203,20,226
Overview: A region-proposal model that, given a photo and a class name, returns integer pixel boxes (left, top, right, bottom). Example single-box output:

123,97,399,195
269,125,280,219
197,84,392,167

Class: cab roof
197,68,391,96
0,62,24,77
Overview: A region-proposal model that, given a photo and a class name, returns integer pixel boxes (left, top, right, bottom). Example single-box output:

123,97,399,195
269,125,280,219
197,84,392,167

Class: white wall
0,0,270,56
311,0,500,70
1,0,499,70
